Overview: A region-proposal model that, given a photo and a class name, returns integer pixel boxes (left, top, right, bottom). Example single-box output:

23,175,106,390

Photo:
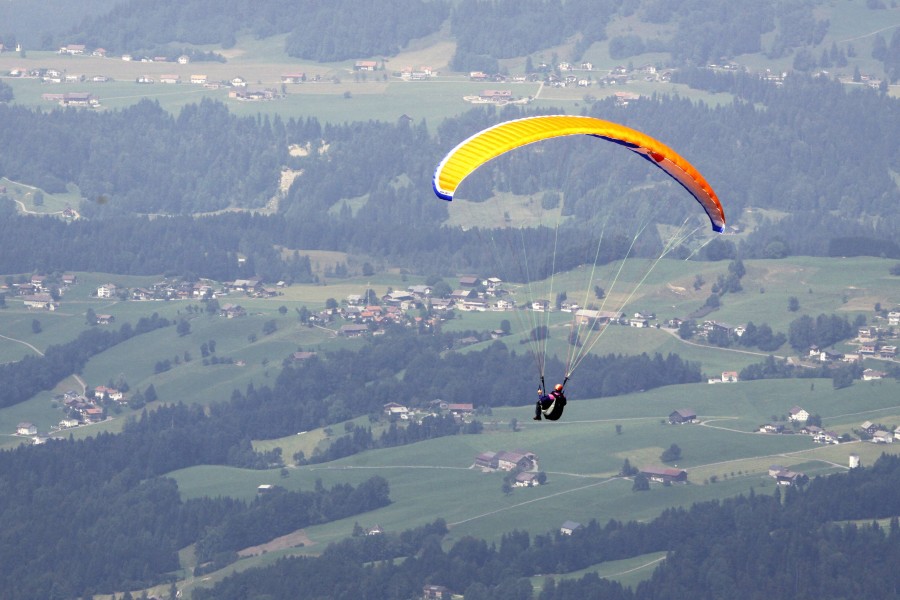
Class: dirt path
0,333,86,393
238,529,315,557
659,327,788,361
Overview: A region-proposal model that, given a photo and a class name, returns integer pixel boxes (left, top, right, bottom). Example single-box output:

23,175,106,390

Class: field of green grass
166,375,899,595
1,255,896,448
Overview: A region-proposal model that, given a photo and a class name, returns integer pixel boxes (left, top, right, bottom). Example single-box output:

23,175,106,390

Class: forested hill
1,74,898,280
37,0,861,72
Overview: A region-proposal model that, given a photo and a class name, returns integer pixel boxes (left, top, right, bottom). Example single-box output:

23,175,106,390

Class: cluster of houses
379,400,475,423
5,273,78,311
14,384,127,441
474,449,542,487
757,406,898,445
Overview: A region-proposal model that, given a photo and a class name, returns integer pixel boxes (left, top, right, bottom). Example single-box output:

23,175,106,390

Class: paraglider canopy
432,114,725,232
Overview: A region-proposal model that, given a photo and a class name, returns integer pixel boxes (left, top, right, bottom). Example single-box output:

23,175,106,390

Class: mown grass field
167,375,900,596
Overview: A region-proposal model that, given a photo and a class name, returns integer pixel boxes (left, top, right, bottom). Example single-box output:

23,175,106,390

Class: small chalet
291,351,316,362
339,324,369,337
771,467,807,487
354,60,377,71
496,450,535,471
383,402,409,418
668,409,696,424
448,403,474,416
871,430,893,444
422,584,450,599
721,371,739,383
788,406,809,423
640,466,688,484
97,284,117,299
16,422,37,436
860,421,878,435
281,73,306,84
560,521,583,535
863,369,885,381
93,386,123,402
458,276,479,287
23,294,56,310
96,314,115,325
514,472,540,487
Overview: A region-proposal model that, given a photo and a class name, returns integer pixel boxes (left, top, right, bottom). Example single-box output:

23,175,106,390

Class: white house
97,284,117,298
788,406,809,423
16,422,37,436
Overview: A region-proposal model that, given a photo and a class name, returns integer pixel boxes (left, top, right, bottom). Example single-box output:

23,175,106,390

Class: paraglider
534,383,567,421
432,114,726,420
433,114,725,232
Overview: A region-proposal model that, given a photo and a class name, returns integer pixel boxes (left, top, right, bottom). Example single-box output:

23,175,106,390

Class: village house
640,466,688,484
383,402,409,419
871,430,893,444
16,422,37,436
479,89,512,102
788,406,809,423
219,304,246,319
354,60,377,71
496,450,535,471
721,371,739,383
22,294,57,310
93,386,124,403
514,472,540,487
339,324,370,338
769,466,807,486
59,44,86,55
422,584,450,599
96,314,115,325
860,421,879,435
159,74,180,84
448,403,475,417
281,73,306,84
97,283,117,299
863,369,886,381
190,74,207,85
668,409,697,424
458,276,479,287
560,520,583,535
759,422,788,434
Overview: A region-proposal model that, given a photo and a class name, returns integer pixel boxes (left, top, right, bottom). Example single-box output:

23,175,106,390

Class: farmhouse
23,294,57,310
788,406,809,423
668,408,696,424
16,422,37,436
339,324,370,338
448,403,474,416
97,284,117,299
423,585,450,599
770,467,808,487
871,430,893,444
863,369,885,381
721,371,739,383
383,402,409,419
514,472,540,487
640,466,688,484
560,520,583,535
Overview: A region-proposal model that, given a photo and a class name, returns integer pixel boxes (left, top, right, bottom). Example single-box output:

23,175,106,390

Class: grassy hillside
166,376,900,595
1,255,896,447
2,1,897,128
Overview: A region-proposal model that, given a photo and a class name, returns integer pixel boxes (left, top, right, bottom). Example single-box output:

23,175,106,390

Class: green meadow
1,255,896,446
167,375,900,588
